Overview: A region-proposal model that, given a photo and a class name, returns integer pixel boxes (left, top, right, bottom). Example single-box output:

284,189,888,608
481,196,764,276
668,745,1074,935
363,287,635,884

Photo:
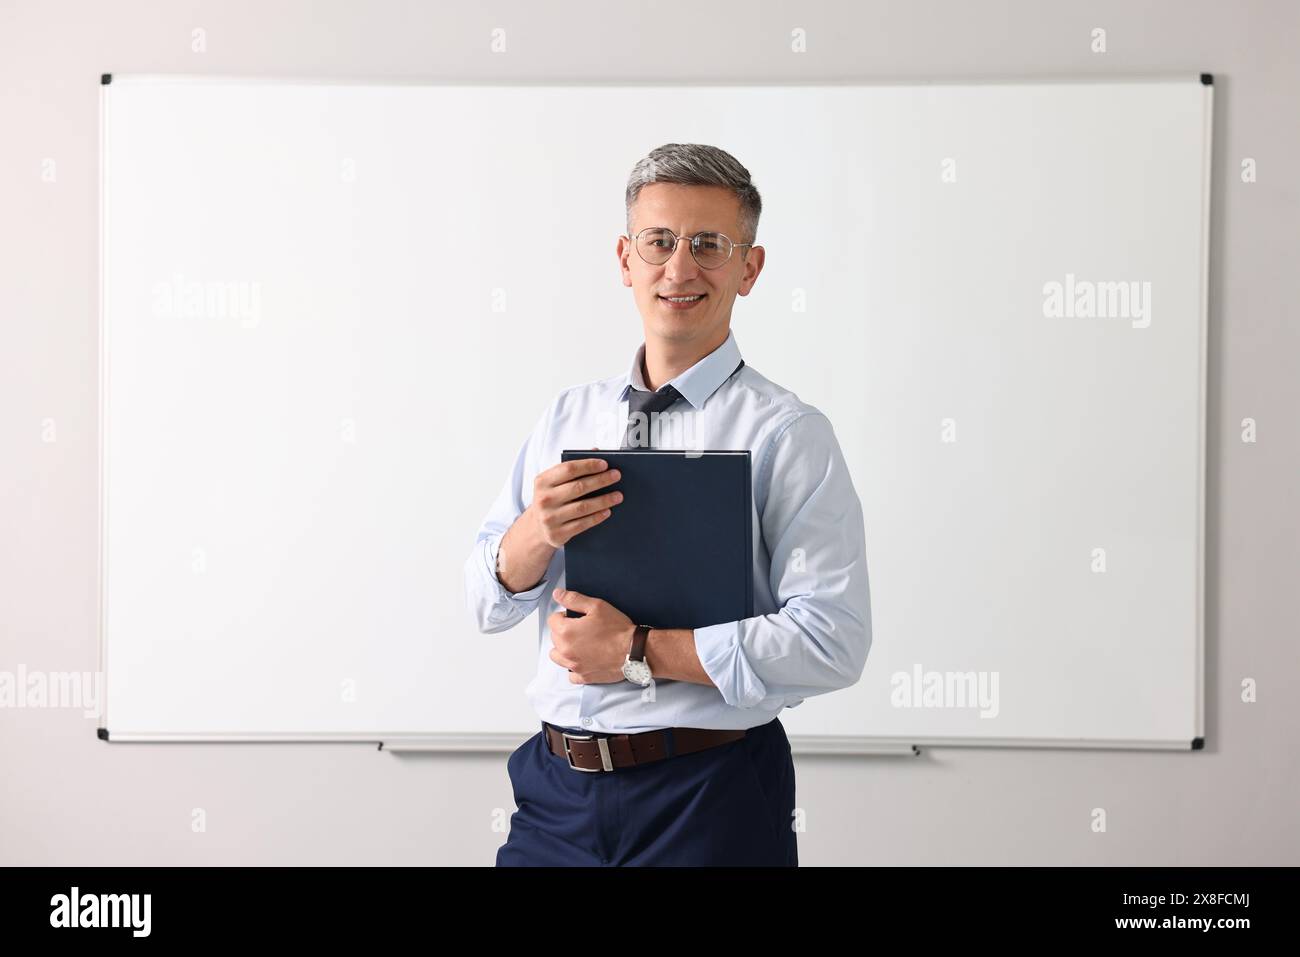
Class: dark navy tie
622,385,681,449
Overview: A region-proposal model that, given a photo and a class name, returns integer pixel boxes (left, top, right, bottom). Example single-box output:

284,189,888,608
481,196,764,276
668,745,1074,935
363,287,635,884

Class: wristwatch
621,625,653,686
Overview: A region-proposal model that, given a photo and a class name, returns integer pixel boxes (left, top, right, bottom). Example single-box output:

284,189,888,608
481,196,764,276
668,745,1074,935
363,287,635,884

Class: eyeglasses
631,227,755,270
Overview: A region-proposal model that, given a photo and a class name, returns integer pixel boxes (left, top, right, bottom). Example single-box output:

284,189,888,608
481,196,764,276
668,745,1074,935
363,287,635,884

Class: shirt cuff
693,620,769,710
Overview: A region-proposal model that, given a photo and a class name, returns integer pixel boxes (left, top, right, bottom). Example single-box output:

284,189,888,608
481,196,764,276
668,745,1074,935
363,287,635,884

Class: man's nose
664,238,701,281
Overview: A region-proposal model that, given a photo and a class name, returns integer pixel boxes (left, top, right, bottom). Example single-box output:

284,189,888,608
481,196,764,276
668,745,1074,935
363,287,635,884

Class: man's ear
737,245,765,296
617,234,633,288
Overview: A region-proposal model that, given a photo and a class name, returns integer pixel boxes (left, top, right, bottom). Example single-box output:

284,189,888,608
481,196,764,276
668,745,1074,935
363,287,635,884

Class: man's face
618,183,764,348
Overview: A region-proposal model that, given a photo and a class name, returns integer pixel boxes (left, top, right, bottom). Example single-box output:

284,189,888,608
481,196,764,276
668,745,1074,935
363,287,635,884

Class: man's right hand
495,457,623,593
529,457,623,548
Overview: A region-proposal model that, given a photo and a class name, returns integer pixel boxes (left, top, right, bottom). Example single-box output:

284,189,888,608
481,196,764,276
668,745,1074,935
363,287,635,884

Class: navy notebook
559,449,754,629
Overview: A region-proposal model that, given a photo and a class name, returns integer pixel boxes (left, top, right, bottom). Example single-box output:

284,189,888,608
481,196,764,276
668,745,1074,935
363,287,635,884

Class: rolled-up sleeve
694,412,872,709
463,402,558,635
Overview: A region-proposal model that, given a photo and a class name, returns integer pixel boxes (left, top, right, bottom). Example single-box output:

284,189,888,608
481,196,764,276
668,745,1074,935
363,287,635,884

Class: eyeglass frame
628,226,756,270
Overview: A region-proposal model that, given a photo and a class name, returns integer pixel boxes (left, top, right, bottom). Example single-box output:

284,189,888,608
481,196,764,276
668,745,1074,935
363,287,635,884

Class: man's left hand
548,589,635,684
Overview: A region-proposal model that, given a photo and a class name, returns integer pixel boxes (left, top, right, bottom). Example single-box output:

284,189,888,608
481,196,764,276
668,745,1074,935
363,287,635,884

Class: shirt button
580,716,593,728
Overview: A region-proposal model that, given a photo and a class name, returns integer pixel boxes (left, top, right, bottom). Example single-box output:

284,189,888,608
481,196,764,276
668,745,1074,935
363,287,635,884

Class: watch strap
629,624,651,662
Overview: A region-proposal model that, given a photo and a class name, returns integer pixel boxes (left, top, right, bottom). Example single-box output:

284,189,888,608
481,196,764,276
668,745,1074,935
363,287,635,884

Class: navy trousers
496,716,798,866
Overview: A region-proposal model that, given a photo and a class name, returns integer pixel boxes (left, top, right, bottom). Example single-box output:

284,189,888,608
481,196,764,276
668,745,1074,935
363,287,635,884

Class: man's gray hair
625,143,762,249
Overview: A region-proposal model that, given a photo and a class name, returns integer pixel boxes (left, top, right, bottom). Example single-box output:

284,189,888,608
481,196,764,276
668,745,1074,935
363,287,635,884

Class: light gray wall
1,0,1295,865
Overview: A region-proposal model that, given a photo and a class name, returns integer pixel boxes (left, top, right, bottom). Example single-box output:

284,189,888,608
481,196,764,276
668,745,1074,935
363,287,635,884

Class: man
464,143,871,866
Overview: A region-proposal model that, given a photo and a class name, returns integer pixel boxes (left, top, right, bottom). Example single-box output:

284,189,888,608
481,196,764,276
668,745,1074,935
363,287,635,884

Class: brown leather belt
543,722,746,772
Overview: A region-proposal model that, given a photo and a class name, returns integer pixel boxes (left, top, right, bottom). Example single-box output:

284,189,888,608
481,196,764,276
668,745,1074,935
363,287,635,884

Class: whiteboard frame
95,73,1212,753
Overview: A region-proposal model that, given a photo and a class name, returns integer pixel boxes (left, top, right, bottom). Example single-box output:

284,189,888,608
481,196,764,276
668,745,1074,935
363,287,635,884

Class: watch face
622,657,652,686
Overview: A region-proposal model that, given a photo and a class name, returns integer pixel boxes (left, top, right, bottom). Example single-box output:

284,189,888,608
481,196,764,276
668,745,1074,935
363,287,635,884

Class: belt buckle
561,731,613,772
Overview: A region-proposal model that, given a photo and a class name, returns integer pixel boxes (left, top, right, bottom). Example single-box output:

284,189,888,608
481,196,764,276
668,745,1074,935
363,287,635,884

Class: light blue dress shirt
463,329,872,733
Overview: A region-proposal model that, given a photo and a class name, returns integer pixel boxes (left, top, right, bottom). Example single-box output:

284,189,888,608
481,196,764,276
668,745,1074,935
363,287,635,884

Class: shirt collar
618,329,744,411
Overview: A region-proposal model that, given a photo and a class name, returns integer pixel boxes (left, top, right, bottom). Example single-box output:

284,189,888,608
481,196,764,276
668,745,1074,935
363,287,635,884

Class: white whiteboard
99,76,1210,750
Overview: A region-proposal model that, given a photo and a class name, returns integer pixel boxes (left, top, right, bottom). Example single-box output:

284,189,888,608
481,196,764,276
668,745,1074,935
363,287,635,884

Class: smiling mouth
658,294,707,303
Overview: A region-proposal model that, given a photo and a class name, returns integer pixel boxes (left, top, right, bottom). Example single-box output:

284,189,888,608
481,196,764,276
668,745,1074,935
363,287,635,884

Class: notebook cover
559,449,753,629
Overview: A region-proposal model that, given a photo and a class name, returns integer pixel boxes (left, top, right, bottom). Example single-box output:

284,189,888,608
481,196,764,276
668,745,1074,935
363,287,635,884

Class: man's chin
646,310,711,338
647,322,701,343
